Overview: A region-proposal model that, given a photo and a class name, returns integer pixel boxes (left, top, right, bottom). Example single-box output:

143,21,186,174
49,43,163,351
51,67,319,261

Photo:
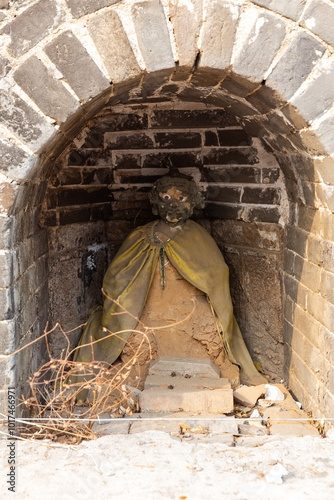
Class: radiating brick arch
1,0,334,418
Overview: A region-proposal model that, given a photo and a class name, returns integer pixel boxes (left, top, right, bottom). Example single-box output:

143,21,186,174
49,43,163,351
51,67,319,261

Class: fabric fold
72,219,266,386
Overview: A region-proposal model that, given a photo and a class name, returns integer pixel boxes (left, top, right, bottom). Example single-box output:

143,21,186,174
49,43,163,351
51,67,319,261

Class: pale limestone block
233,384,266,408
232,6,286,82
88,10,141,83
266,32,325,100
312,110,334,156
168,0,203,67
200,0,241,70
139,387,233,413
252,0,307,21
132,0,174,72
301,0,334,46
291,61,334,123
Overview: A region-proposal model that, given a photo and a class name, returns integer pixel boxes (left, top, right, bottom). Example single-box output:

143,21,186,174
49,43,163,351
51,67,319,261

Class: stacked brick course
42,104,283,229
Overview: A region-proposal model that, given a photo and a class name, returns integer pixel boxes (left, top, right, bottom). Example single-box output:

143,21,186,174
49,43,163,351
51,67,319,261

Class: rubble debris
265,384,285,401
233,384,266,408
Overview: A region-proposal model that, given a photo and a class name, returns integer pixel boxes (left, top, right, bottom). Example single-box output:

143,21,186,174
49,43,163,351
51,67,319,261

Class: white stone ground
1,429,334,500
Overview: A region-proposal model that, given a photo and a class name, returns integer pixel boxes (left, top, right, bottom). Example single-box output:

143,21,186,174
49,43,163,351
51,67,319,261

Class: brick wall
41,102,286,380
42,104,283,229
1,0,334,418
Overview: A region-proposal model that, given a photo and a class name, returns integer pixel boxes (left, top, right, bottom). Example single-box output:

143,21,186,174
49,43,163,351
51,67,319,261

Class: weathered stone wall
0,0,333,419
41,102,285,380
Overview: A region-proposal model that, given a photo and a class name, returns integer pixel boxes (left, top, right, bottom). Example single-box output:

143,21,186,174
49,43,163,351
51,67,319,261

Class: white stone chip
265,384,285,401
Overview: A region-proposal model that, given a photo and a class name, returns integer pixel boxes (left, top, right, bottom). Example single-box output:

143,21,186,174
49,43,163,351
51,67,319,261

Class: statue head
149,174,204,226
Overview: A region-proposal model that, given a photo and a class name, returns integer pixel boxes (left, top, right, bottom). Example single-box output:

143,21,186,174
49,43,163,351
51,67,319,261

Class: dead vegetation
1,294,195,444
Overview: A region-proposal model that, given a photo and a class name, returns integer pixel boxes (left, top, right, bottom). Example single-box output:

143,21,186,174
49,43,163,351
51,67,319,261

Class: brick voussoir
13,55,81,123
88,9,140,83
0,89,56,153
300,0,334,47
45,31,110,102
266,32,326,102
0,136,37,182
233,8,286,82
0,0,65,57
132,0,175,72
251,0,306,21
65,0,122,19
200,1,241,70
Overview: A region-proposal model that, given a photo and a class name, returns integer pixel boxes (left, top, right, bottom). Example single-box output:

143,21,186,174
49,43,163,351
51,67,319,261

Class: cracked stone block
132,0,174,72
65,0,121,18
14,56,81,123
252,0,307,21
88,10,141,83
301,0,334,47
233,384,267,408
148,356,220,378
266,32,326,100
233,8,286,82
1,0,64,57
168,0,202,67
139,387,233,413
45,31,110,102
291,61,334,122
200,0,240,70
0,136,36,182
0,90,55,152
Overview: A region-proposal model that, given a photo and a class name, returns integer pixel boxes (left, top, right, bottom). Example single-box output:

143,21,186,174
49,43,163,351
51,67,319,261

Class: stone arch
0,0,334,418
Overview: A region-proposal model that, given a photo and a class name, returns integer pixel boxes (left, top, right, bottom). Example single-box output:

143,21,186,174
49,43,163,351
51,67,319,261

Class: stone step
144,375,230,390
139,386,233,413
148,356,220,379
129,411,238,435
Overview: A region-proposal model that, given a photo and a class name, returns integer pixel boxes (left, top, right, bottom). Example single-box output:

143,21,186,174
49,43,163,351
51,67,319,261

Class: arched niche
0,0,333,419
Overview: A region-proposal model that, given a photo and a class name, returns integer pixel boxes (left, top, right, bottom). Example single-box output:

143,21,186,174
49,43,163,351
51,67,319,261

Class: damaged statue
72,174,266,393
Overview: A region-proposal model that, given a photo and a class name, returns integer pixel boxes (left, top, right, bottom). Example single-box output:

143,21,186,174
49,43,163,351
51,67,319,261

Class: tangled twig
0,296,196,444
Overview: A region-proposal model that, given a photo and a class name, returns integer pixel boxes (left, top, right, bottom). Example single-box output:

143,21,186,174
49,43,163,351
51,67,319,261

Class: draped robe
73,219,267,385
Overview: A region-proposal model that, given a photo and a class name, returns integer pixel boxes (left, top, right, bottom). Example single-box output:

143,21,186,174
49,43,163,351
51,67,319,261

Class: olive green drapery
73,219,266,385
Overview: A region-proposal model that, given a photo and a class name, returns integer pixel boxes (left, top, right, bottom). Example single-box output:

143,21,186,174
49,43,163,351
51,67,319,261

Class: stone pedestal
139,356,234,414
